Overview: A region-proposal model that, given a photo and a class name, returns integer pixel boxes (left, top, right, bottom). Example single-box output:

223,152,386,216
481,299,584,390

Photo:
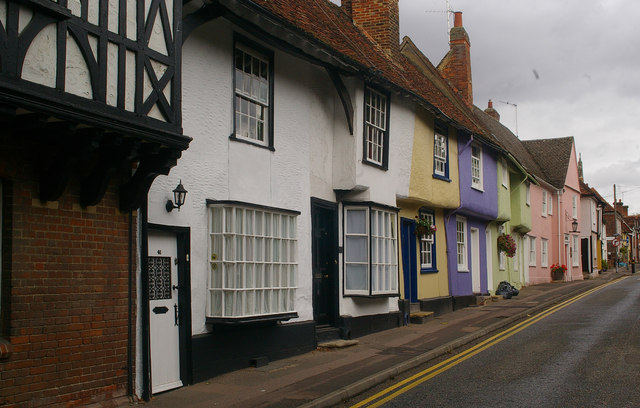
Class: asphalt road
353,276,640,408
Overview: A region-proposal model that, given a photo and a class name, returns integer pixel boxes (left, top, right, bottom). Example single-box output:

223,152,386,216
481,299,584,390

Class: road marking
350,277,627,408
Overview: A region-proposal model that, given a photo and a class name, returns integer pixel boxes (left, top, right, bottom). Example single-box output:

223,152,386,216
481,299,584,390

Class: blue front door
401,218,418,302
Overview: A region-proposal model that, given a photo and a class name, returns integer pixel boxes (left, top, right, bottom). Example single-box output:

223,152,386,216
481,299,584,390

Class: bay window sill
206,312,298,325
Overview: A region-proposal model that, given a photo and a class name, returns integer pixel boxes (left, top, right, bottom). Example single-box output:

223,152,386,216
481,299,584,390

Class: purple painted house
438,13,500,297
445,132,499,296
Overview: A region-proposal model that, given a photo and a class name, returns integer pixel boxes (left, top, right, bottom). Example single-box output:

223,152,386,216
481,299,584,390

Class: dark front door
401,218,418,302
311,199,338,326
582,237,590,272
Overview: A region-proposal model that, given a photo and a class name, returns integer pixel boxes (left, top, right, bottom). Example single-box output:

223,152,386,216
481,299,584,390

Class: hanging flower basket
414,215,436,238
550,263,567,280
497,233,516,258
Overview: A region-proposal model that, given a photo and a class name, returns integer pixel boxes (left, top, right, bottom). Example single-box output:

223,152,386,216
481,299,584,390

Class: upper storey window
433,125,449,179
363,86,390,169
233,40,273,148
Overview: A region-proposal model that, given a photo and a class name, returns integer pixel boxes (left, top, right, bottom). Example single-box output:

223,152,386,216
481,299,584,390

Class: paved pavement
140,268,632,408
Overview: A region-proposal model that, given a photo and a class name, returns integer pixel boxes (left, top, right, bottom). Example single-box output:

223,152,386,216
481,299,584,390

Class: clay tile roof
241,0,486,136
521,137,575,190
579,178,592,195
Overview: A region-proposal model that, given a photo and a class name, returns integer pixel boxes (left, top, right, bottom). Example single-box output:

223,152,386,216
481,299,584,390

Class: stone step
409,311,434,324
316,325,341,343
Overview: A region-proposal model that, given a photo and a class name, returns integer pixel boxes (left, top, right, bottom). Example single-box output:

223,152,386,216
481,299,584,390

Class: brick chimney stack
343,0,400,56
618,200,629,216
438,11,473,106
484,99,500,121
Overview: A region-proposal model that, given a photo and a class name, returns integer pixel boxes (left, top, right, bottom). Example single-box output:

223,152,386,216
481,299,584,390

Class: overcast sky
395,0,640,213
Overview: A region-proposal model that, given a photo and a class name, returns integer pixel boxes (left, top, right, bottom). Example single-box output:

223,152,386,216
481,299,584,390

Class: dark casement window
343,203,398,296
363,86,390,169
232,37,274,149
419,209,437,273
433,122,449,180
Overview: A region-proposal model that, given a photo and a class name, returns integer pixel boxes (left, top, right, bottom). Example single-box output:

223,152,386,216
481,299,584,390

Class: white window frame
548,192,553,215
499,225,506,270
501,161,509,188
541,238,549,267
542,190,547,217
419,211,435,270
344,205,398,296
345,207,370,295
234,42,271,147
456,216,468,271
364,87,388,167
525,183,531,206
471,144,483,190
572,235,580,267
433,132,447,177
207,203,298,319
529,236,537,266
572,195,578,219
513,234,519,272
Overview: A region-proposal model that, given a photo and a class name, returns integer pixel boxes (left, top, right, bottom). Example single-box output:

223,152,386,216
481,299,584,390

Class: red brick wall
439,15,473,106
0,136,135,407
350,0,399,55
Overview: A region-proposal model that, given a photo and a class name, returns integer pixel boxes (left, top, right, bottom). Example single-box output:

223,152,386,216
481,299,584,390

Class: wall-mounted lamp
166,180,187,212
572,219,578,232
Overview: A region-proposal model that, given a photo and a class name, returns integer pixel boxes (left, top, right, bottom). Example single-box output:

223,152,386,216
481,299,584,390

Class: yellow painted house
397,109,460,302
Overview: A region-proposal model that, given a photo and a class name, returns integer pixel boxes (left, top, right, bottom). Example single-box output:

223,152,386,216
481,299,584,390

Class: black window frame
362,85,390,170
230,34,275,151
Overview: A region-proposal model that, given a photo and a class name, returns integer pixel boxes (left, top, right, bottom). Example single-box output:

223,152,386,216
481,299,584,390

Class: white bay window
344,205,398,296
208,202,298,320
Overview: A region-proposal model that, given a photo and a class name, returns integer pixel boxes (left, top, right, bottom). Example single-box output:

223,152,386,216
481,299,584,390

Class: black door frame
141,217,192,400
311,197,339,326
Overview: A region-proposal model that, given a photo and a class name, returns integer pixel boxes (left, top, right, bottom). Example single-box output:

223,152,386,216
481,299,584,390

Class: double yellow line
350,277,626,408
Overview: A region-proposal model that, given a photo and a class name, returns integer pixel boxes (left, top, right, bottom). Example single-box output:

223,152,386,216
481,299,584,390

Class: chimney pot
484,99,500,121
454,11,463,28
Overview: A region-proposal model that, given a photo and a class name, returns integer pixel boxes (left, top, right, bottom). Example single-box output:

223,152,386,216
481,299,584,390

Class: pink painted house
521,137,583,282
527,181,558,284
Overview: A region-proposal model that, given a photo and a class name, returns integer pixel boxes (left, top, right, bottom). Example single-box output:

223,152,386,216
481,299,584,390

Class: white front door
148,230,182,393
470,228,481,293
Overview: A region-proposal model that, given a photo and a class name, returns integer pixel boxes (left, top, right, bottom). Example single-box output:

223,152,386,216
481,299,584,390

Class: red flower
497,233,517,258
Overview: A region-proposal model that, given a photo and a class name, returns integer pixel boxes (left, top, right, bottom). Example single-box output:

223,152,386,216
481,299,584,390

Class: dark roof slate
521,137,575,190
471,106,543,177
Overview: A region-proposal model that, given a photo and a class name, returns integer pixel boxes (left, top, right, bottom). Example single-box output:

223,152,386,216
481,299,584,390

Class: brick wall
438,12,473,106
0,135,135,407
348,0,399,55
